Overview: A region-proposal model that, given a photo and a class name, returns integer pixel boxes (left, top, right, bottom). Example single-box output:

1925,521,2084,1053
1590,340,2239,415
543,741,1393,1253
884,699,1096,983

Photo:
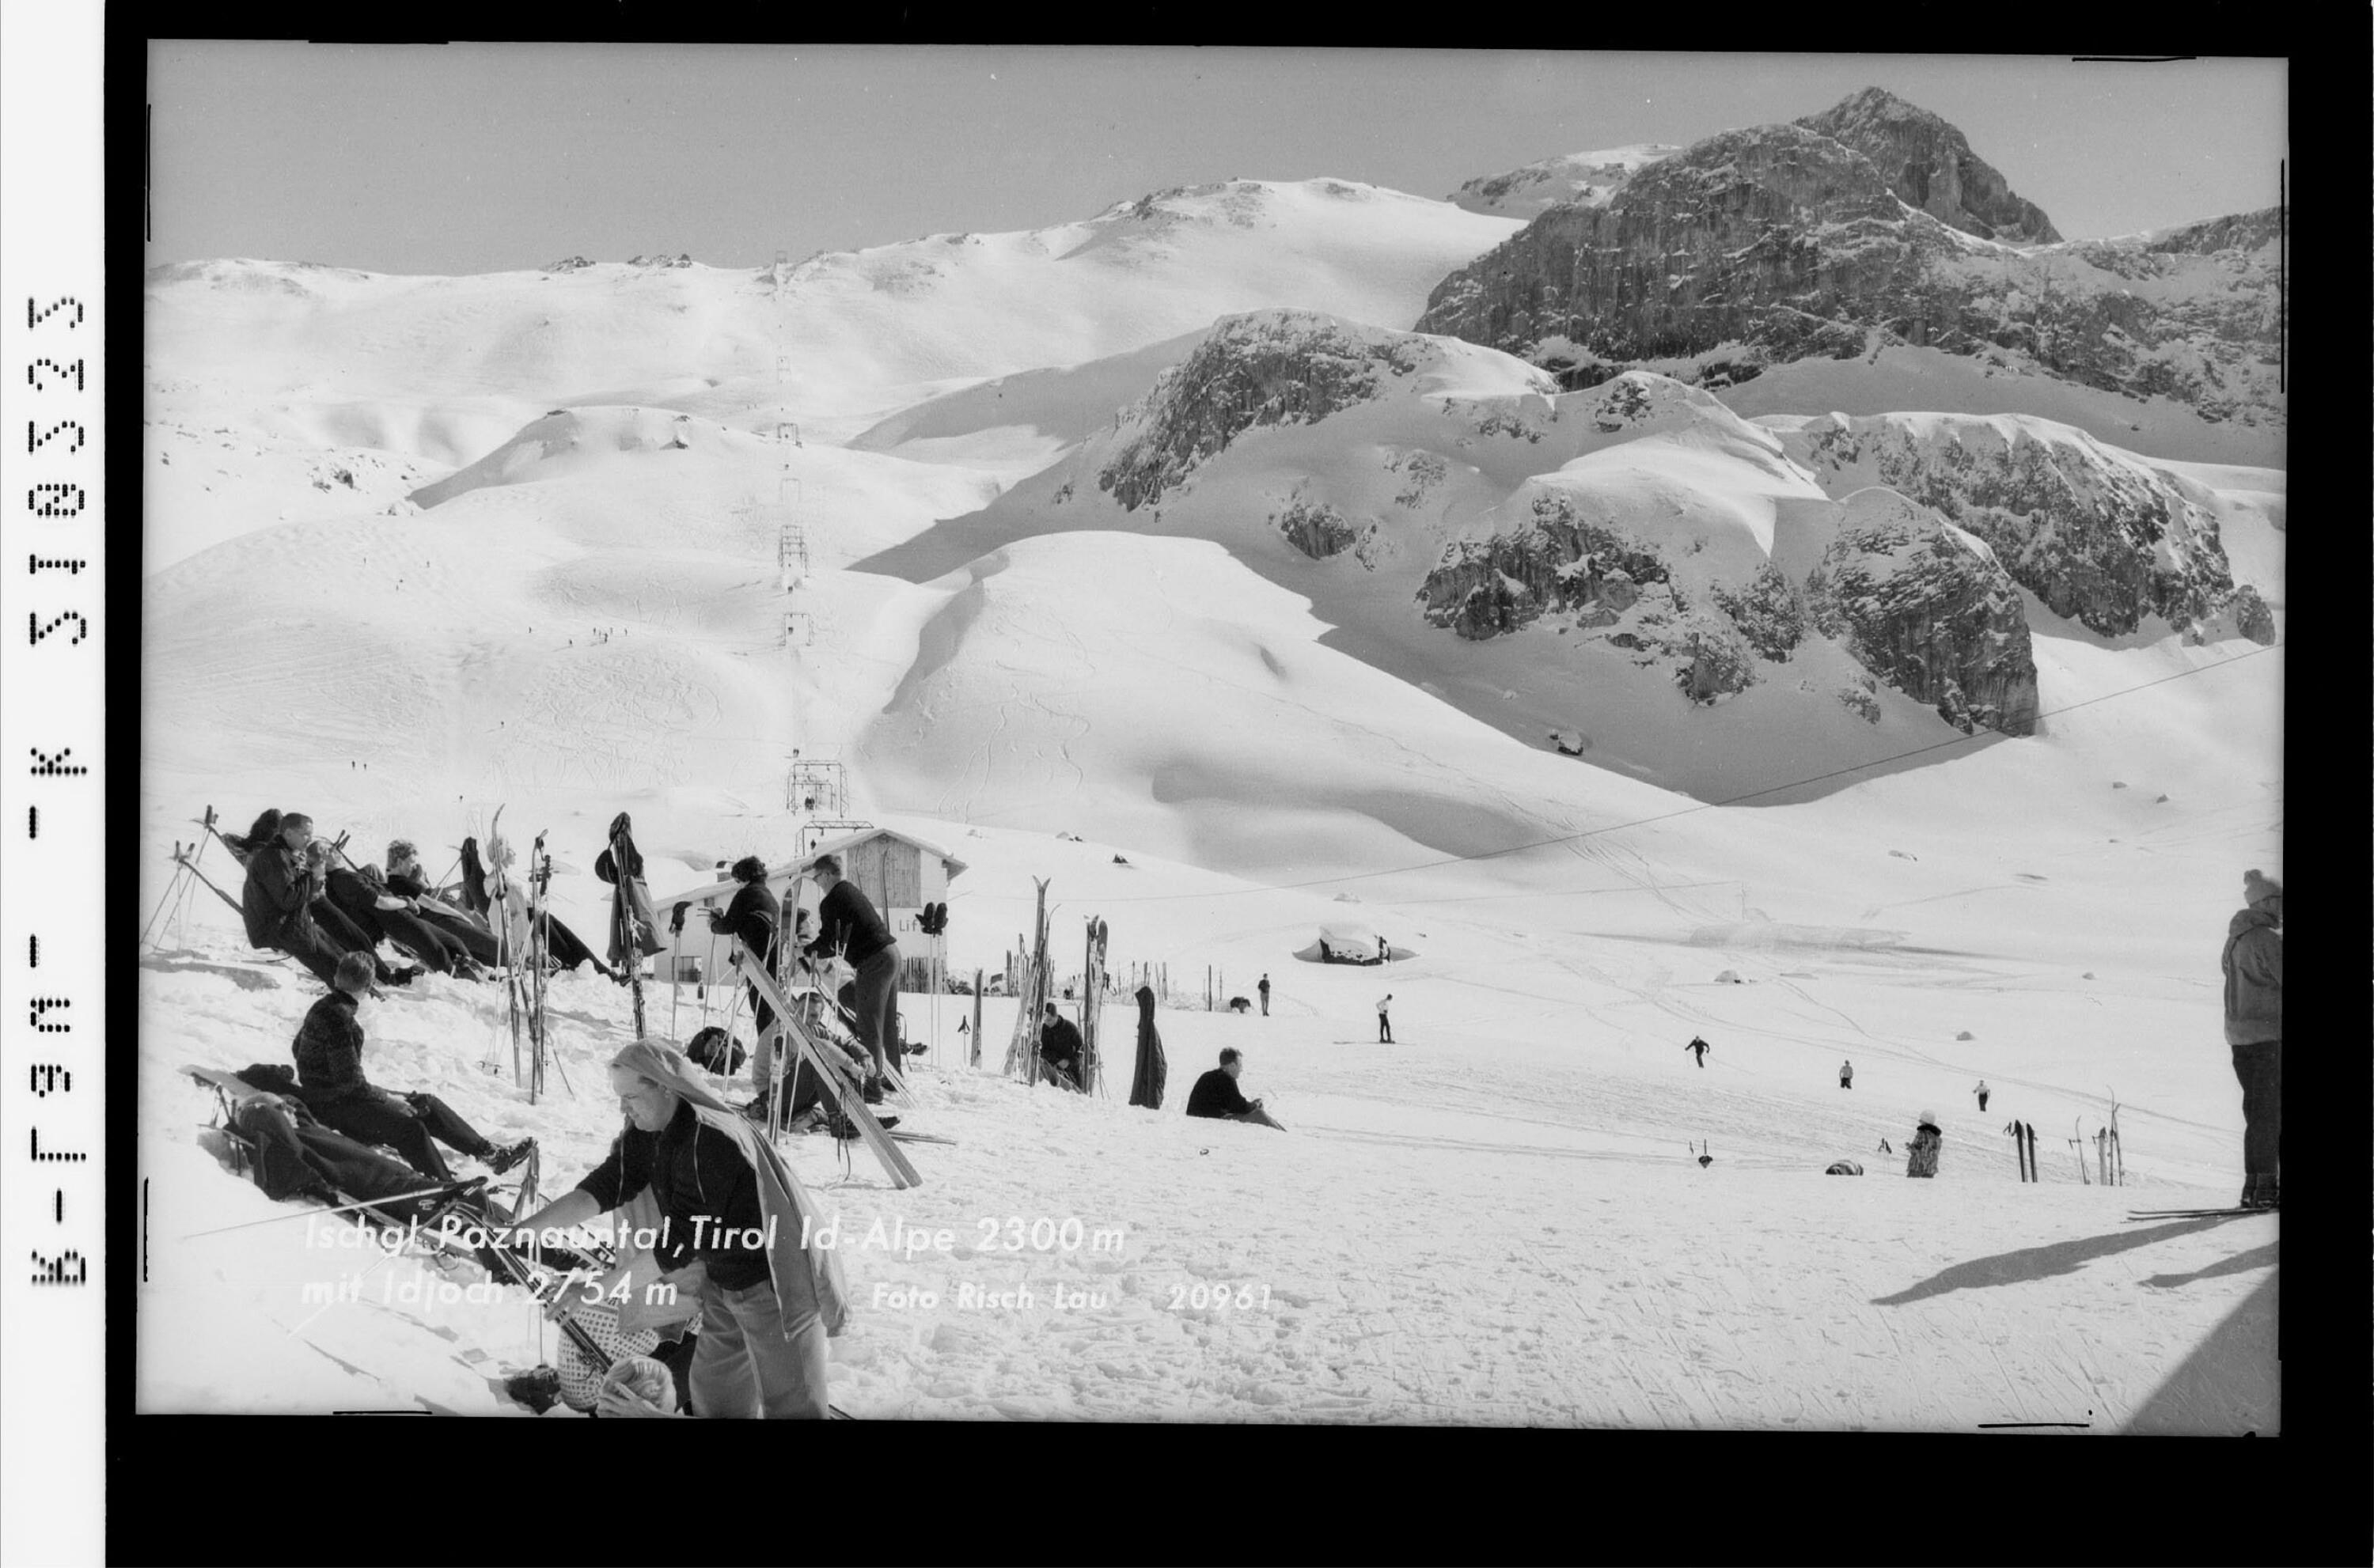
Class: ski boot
484,1138,537,1176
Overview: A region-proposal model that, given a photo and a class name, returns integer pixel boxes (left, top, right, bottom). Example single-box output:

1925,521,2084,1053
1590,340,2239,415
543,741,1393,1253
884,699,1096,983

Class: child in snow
1906,1112,1942,1178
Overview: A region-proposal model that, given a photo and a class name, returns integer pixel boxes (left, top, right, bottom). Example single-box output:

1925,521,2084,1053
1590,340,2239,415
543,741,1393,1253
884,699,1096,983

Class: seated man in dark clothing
293,952,533,1181
236,809,411,987
1183,1047,1285,1131
1037,1002,1087,1091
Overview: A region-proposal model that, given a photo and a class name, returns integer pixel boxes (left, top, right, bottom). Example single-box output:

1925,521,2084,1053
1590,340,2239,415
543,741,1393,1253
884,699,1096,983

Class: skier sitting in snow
1184,1048,1284,1131
235,810,409,989
1038,1002,1087,1091
291,951,534,1182
323,861,488,980
1905,1112,1943,1179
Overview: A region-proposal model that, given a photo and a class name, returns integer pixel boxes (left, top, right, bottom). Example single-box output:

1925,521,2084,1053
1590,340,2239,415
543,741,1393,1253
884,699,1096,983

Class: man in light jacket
2221,868,2281,1210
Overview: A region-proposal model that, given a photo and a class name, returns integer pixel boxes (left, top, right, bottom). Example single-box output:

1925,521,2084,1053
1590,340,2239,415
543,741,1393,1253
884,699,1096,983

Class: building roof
651,823,968,911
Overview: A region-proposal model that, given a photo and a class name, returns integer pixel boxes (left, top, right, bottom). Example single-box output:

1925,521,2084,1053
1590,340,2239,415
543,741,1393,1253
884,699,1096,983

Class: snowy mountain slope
859,314,2208,797
145,180,1519,445
1711,343,2285,469
1447,144,1682,218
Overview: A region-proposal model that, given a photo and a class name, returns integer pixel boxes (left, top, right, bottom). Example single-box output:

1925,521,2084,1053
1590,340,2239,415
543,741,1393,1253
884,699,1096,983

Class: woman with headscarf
505,1040,851,1418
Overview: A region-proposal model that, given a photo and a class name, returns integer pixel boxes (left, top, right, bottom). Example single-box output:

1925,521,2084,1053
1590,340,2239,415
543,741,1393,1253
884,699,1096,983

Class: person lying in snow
1184,1048,1284,1131
408,836,615,979
291,952,533,1182
216,1063,465,1221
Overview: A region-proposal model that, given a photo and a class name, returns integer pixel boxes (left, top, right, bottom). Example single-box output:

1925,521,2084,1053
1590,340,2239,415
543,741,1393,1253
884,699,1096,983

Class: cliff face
1795,86,2060,244
1097,310,1439,510
1413,471,2040,736
1803,491,2040,737
1777,412,2274,643
1416,95,2282,434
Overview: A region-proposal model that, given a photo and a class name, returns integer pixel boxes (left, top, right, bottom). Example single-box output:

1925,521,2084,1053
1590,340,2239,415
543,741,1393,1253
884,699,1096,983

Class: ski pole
184,1183,470,1240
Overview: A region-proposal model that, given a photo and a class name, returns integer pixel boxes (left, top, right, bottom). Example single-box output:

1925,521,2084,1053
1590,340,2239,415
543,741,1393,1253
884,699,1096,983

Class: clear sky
146,45,2287,276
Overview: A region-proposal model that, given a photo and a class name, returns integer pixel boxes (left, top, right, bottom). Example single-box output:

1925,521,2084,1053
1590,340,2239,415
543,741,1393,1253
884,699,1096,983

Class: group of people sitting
228,807,616,990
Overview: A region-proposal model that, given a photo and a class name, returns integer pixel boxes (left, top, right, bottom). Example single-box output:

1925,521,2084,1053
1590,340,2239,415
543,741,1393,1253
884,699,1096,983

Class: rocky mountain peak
1794,87,2061,245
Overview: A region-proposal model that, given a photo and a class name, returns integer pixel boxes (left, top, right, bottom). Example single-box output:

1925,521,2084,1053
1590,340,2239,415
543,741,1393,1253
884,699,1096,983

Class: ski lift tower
785,750,870,857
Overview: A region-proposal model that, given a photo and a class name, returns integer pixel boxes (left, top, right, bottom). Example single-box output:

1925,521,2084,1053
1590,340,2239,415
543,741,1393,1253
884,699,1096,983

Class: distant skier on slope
1684,1036,1709,1069
1974,1080,1989,1112
1257,973,1270,1017
2221,867,2282,1210
1839,1059,1853,1089
1185,1048,1284,1131
1905,1112,1942,1178
1376,994,1394,1043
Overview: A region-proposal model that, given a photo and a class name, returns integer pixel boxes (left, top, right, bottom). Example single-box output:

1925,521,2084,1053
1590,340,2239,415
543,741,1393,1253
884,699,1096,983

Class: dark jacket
225,1070,439,1215
241,840,320,949
575,1102,771,1291
1129,985,1166,1111
1040,1014,1084,1063
807,879,893,968
323,866,390,945
292,991,372,1101
718,881,781,966
1185,1067,1252,1119
2220,907,2281,1045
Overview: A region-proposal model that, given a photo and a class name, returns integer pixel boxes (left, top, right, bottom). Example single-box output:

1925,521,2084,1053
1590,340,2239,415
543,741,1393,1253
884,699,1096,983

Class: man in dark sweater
291,952,532,1181
802,853,900,1093
1184,1048,1284,1131
1038,1002,1087,1091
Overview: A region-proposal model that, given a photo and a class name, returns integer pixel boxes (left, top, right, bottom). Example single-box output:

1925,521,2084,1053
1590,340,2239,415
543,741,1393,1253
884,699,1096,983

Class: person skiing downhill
1839,1059,1853,1089
2221,868,2282,1210
1685,1036,1709,1069
1974,1080,1989,1112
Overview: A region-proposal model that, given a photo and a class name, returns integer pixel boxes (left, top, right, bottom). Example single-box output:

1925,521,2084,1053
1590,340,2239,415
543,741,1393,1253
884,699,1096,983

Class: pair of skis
2123,1206,2274,1221
736,953,921,1189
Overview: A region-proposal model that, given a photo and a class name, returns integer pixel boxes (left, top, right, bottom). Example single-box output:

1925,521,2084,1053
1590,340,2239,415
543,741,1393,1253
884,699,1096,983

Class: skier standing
1684,1036,1709,1069
1257,973,1270,1017
1974,1080,1989,1112
803,853,901,1098
1839,1059,1853,1089
1905,1112,1942,1178
1375,994,1393,1043
707,858,783,1120
2221,868,2282,1209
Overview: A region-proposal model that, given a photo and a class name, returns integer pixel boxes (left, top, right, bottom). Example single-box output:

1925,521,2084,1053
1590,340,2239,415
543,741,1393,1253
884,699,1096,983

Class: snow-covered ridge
1447,144,1684,218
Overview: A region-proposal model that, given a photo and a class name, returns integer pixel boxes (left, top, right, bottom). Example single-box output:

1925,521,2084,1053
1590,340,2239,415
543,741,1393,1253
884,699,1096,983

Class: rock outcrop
1416,93,2281,433
1803,490,2040,736
1097,311,1439,510
1777,412,2270,642
1795,87,2059,244
1414,469,2041,734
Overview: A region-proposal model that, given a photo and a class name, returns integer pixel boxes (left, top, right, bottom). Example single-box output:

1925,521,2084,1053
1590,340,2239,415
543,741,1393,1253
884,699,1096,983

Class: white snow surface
141,170,2279,1430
